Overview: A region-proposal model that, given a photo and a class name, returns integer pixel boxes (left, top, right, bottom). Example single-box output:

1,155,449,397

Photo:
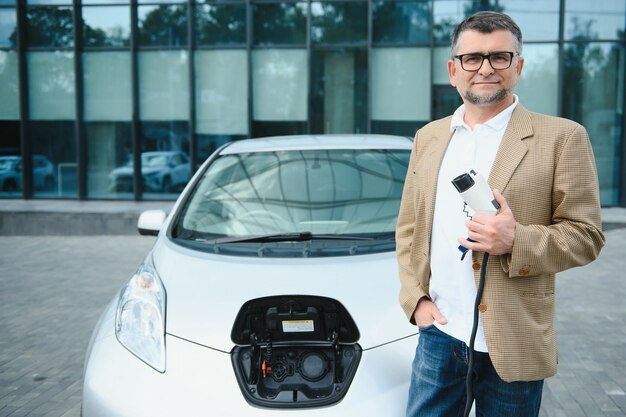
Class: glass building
0,0,624,205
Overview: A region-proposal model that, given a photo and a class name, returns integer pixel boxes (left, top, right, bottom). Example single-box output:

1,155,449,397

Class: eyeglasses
453,52,518,71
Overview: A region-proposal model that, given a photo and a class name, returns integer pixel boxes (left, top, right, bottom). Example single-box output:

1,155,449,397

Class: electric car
82,134,419,417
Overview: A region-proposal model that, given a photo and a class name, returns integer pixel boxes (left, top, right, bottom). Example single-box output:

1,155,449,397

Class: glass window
139,50,189,121
432,46,451,84
251,121,306,137
26,0,71,5
84,52,131,121
0,121,21,197
196,134,244,168
252,49,307,122
565,0,626,41
0,51,19,119
311,2,367,44
253,3,307,45
0,8,16,48
311,49,367,134
139,0,185,4
432,84,461,120
433,0,501,45
28,51,75,120
500,0,559,41
371,120,425,136
86,122,133,199
82,0,129,4
195,4,246,46
29,121,77,198
2,51,21,196
26,6,73,48
82,6,130,47
195,50,248,136
372,1,430,45
195,49,248,162
138,5,187,47
371,48,431,122
515,44,558,116
139,51,190,199
139,122,191,199
563,42,624,205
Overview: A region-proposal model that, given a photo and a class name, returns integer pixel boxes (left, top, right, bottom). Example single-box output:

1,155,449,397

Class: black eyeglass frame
453,51,519,72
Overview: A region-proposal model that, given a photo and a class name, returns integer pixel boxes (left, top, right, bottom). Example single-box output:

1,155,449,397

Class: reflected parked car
83,135,418,417
0,155,56,192
109,151,191,192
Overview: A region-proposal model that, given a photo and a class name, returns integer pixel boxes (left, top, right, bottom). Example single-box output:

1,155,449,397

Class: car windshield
172,148,410,255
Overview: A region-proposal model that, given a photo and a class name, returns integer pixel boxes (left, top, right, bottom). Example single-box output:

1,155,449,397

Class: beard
462,87,512,105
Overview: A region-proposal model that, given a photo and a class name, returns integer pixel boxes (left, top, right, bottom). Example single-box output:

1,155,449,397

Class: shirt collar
450,94,519,133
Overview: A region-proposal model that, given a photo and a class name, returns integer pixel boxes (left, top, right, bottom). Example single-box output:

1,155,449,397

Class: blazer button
478,303,487,313
472,262,481,271
519,266,531,275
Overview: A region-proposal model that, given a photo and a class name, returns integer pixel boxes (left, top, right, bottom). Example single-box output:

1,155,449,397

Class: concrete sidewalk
0,200,174,235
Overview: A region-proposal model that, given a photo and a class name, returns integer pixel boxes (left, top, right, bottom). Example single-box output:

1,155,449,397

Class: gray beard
463,88,511,105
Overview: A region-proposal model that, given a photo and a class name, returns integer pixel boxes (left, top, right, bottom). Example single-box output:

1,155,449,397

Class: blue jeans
406,325,543,417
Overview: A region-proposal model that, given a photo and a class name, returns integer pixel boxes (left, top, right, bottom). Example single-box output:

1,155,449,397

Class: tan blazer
396,104,605,382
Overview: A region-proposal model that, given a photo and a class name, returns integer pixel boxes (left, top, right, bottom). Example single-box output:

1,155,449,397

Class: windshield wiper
212,232,374,244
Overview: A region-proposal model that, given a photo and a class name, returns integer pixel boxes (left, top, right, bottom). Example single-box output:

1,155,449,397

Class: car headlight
115,256,166,373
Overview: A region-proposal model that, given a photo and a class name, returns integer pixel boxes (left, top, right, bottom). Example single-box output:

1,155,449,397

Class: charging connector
451,170,498,417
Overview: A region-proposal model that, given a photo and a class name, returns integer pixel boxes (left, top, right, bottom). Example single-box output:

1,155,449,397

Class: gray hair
450,11,523,57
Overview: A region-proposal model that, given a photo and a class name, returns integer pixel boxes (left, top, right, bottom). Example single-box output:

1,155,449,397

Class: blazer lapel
422,120,454,239
488,105,533,192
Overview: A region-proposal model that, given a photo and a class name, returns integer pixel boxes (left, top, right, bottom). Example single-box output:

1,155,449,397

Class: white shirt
430,95,519,352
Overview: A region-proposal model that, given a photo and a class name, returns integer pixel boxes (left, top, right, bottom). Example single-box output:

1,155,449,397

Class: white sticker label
282,320,315,333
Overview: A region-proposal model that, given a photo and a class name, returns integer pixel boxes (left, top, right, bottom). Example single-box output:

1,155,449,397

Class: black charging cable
462,251,489,417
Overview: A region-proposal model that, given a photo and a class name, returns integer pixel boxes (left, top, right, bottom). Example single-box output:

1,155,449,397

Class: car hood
152,238,417,352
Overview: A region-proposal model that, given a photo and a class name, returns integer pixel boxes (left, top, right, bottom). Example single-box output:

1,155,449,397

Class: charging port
231,295,362,408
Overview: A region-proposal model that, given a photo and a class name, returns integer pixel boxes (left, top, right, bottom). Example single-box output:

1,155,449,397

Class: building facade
0,0,625,205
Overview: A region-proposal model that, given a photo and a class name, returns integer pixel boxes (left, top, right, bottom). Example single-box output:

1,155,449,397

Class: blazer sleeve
508,124,606,277
396,132,429,322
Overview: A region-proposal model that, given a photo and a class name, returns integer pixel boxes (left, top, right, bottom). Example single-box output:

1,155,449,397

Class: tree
139,5,187,47
10,6,73,48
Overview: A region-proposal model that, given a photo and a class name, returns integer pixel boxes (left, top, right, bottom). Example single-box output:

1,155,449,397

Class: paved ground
0,235,156,417
0,214,625,416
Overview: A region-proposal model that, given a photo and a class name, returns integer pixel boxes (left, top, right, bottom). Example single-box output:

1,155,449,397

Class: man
396,11,605,417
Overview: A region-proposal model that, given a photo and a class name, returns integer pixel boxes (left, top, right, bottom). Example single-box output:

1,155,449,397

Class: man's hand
458,189,515,255
413,298,448,327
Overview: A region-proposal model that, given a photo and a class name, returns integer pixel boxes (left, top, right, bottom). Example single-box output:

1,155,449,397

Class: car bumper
82,304,417,417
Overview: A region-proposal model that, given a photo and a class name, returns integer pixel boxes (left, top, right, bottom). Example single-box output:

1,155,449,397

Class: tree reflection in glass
195,4,246,46
372,1,430,44
139,5,187,47
0,9,16,48
253,3,307,45
25,6,73,48
433,0,500,44
311,2,367,44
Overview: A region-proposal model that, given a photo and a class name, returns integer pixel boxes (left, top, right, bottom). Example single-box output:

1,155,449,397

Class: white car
82,135,419,417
